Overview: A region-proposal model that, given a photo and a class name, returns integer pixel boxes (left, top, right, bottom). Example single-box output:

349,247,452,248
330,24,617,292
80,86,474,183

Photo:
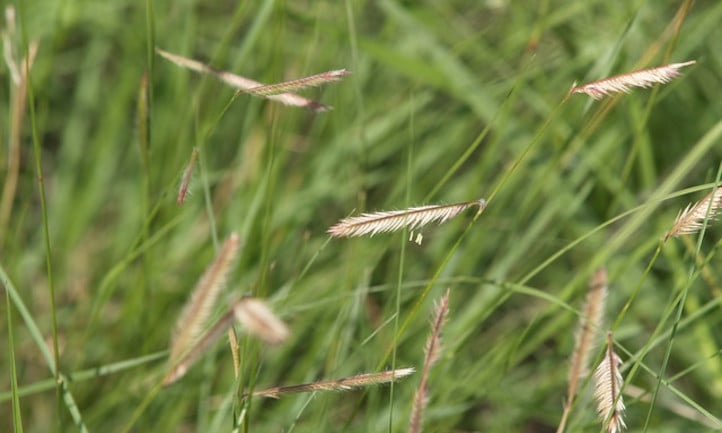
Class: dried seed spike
593,333,626,433
168,233,240,364
570,60,696,100
249,368,415,398
328,199,485,238
177,147,199,205
409,289,450,433
232,298,289,345
239,69,351,97
164,297,288,386
228,328,240,379
163,309,236,386
665,186,722,240
568,268,607,396
155,48,330,112
556,268,608,433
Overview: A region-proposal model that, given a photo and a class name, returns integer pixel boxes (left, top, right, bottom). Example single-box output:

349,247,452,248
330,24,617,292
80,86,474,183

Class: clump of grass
665,186,722,240
569,60,696,100
328,199,485,238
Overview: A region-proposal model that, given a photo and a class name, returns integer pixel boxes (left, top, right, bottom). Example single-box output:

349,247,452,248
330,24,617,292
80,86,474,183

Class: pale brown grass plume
235,69,350,97
164,304,237,385
176,147,199,205
156,48,347,112
163,297,288,385
167,233,240,367
232,297,290,345
249,368,415,399
665,186,722,240
593,333,626,433
328,199,485,238
408,289,450,433
570,61,695,100
556,268,608,433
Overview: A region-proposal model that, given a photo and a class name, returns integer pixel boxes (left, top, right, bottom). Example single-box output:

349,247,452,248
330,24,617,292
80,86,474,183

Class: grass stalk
4,273,24,432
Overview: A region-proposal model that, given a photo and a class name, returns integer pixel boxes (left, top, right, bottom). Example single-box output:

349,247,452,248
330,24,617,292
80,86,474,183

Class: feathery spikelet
665,186,722,240
568,269,608,399
177,147,199,205
556,268,608,433
249,368,415,398
409,290,450,433
570,61,695,100
232,297,289,345
238,69,350,97
593,333,626,433
328,199,485,238
156,48,335,112
167,233,240,364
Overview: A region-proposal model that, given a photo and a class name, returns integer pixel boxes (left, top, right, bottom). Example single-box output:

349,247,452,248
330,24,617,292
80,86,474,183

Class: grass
2,0,722,432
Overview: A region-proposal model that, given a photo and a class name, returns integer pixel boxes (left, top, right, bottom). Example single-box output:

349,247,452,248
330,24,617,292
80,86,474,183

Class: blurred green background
2,0,722,432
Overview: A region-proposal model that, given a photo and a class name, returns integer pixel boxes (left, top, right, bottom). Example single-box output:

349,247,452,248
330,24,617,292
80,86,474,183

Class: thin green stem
19,0,58,380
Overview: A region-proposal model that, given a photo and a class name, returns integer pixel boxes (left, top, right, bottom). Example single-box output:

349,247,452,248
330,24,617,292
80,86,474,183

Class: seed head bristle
329,199,485,238
168,233,240,364
665,186,722,240
592,333,626,433
232,298,289,345
155,48,332,112
249,368,415,398
409,289,450,433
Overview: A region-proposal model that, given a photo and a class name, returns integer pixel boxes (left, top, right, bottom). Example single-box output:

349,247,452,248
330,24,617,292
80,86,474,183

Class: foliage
2,1,722,432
